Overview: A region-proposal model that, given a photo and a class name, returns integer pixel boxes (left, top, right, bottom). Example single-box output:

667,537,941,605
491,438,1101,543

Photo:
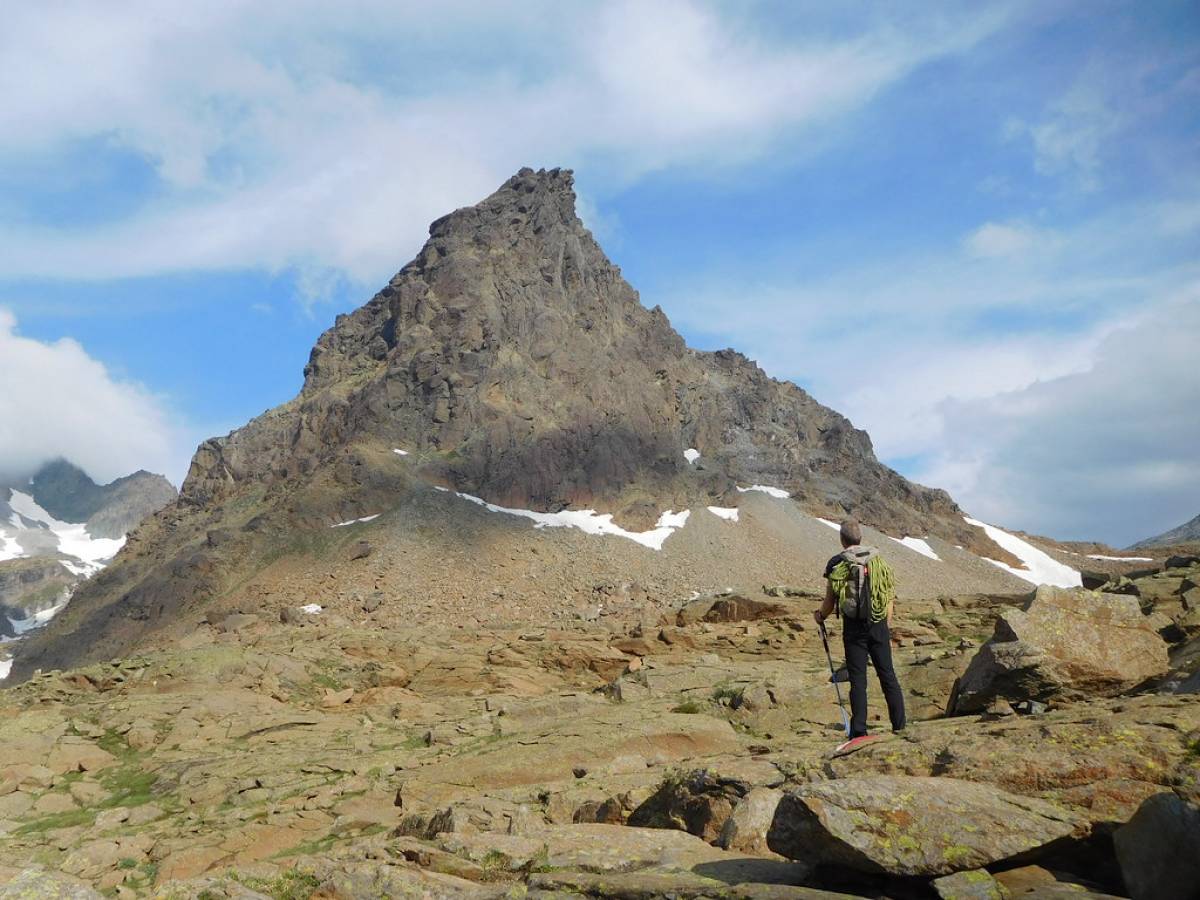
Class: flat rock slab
0,867,103,899
767,775,1083,877
440,823,808,885
530,869,856,898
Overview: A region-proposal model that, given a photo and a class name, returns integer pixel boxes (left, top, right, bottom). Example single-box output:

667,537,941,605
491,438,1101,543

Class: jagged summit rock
12,167,1018,680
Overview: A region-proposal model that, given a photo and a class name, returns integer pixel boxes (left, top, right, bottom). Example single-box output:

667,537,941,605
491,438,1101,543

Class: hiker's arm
814,583,835,624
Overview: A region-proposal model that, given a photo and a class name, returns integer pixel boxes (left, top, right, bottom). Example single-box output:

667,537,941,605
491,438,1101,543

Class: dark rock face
1113,790,1200,900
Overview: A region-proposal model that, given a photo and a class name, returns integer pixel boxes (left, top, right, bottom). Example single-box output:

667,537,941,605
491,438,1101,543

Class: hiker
813,518,905,749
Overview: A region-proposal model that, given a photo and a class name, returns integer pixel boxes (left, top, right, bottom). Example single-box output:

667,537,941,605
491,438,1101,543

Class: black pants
842,618,906,737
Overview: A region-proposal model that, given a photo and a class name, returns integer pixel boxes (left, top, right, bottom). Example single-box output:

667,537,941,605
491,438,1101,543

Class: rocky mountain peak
179,167,981,548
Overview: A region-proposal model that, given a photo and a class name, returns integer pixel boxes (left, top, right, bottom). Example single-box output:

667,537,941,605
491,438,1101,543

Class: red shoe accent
834,735,876,754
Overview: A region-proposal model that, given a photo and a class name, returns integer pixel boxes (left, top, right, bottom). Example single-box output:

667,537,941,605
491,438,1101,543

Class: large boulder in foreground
949,585,1168,713
766,776,1081,877
1113,790,1200,900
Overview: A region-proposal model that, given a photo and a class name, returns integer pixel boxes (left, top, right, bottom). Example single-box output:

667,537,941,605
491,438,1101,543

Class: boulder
628,769,749,842
677,593,792,627
1113,790,1200,900
719,788,784,856
214,613,259,634
766,776,1081,877
949,586,1169,713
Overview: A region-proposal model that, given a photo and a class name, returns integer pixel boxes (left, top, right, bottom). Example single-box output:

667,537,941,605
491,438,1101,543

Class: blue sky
1,1,1197,546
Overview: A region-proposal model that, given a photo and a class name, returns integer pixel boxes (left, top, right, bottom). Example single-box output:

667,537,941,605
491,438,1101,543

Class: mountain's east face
11,168,1017,681
1131,513,1200,550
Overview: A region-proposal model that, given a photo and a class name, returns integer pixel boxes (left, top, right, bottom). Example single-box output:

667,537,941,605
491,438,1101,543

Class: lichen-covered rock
0,867,103,899
949,585,1169,713
931,869,1005,899
766,775,1082,877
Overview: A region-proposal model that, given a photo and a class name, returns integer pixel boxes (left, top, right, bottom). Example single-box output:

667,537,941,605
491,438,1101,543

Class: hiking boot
834,734,876,754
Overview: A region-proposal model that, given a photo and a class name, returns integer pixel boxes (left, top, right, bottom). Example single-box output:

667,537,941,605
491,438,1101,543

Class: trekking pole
818,620,851,736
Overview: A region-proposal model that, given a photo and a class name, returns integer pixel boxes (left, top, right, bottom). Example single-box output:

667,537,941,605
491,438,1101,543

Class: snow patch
707,506,739,522
1087,554,1153,562
737,484,790,499
330,514,380,528
451,491,691,551
6,491,124,569
892,536,941,561
0,656,11,681
300,604,323,614
393,448,409,456
815,518,841,531
6,592,71,637
60,560,91,577
0,533,21,562
684,448,700,464
964,517,1081,588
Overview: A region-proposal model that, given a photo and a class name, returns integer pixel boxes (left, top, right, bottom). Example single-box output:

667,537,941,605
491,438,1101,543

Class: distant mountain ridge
0,460,176,643
27,459,178,539
1130,513,1200,550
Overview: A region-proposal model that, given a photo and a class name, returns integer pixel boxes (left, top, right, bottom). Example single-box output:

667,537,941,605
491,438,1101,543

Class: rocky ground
1,558,1197,899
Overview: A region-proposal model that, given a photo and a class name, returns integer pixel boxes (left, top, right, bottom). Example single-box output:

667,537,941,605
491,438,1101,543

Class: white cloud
0,0,1018,286
0,308,183,485
963,222,1043,259
915,291,1200,545
656,193,1199,544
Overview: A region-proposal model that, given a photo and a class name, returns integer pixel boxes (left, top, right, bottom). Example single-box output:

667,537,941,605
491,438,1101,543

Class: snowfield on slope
450,490,692,550
964,517,1081,588
6,490,125,573
737,484,790,499
892,536,941,560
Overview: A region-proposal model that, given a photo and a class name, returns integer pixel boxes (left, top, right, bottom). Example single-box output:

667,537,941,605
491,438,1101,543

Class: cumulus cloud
0,0,1017,286
657,192,1199,544
915,292,1200,546
0,309,182,485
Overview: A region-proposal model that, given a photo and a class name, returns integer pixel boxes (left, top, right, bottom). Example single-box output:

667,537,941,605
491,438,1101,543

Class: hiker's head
839,518,862,548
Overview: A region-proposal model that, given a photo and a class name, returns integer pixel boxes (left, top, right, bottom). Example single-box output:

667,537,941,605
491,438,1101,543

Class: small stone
321,688,355,707
932,868,1005,899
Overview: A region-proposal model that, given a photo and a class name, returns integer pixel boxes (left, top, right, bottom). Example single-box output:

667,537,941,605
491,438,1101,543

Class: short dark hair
840,518,862,546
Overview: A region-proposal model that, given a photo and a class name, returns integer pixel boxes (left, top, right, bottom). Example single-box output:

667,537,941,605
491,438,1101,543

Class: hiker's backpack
837,558,873,621
830,550,894,623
